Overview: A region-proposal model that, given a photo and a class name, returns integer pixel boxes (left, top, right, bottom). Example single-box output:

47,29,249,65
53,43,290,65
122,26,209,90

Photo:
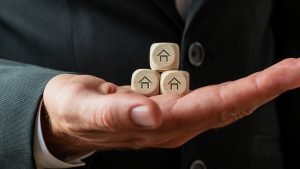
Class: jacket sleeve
0,59,61,169
272,0,300,168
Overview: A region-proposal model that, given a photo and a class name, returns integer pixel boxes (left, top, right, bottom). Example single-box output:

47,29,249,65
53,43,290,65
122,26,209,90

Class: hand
43,58,300,160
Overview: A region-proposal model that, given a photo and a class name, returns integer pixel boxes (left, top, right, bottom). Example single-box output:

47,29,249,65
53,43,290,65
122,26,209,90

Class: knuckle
215,110,234,128
240,107,255,117
217,107,254,128
96,105,118,132
281,58,297,65
130,134,167,148
100,82,117,94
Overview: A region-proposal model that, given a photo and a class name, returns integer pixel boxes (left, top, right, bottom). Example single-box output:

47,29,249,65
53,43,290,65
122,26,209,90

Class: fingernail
131,106,156,128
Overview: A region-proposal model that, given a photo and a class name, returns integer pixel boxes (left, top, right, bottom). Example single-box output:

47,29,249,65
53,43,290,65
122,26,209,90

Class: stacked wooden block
131,43,190,96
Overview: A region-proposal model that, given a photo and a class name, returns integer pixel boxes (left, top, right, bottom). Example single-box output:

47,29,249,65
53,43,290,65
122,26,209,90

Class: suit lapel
185,0,207,28
153,0,207,32
153,0,184,31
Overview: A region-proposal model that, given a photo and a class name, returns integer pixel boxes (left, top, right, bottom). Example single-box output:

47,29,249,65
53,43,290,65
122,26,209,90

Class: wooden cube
160,70,189,95
131,69,160,96
150,43,180,71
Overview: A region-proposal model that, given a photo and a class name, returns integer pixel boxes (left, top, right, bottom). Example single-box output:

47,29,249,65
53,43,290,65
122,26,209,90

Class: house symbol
168,77,181,90
157,49,171,62
139,76,152,89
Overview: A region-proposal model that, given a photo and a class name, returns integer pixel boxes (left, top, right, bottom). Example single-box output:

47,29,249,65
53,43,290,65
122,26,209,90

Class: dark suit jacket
0,0,299,169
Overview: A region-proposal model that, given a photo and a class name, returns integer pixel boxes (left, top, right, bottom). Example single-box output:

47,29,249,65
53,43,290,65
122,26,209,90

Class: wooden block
150,43,180,71
131,69,160,96
160,70,189,95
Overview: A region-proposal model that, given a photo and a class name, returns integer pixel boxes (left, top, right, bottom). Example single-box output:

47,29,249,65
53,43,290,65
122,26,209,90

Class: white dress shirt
34,101,93,169
33,0,192,168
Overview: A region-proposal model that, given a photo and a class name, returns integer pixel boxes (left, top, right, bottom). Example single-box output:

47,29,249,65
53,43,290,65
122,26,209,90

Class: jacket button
190,160,207,169
188,42,205,67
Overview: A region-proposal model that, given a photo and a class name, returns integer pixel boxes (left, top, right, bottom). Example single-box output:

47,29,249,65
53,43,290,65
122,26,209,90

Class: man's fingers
255,58,300,96
173,58,300,130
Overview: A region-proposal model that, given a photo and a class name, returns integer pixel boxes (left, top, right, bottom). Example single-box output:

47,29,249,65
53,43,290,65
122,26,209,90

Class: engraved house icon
168,77,181,90
138,76,152,89
157,49,171,62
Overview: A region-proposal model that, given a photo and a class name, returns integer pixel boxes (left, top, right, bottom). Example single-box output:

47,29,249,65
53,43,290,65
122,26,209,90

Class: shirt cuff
34,99,94,169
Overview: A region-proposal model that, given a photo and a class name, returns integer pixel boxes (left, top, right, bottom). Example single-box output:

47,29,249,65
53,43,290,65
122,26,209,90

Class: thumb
90,93,163,131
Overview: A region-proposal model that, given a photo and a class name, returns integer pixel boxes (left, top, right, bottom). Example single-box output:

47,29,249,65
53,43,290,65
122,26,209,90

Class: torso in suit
0,0,299,169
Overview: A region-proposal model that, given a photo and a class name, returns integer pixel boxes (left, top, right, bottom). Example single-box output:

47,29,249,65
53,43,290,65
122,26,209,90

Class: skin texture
43,58,300,160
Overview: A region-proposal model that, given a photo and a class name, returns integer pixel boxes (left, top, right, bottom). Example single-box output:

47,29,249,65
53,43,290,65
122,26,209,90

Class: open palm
43,58,300,159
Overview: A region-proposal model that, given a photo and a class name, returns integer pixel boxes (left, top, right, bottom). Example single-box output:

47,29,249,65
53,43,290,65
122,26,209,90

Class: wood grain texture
131,69,160,96
150,43,179,71
160,70,189,95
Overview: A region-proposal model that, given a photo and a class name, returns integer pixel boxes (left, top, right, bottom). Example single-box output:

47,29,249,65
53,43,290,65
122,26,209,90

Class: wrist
40,101,93,161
